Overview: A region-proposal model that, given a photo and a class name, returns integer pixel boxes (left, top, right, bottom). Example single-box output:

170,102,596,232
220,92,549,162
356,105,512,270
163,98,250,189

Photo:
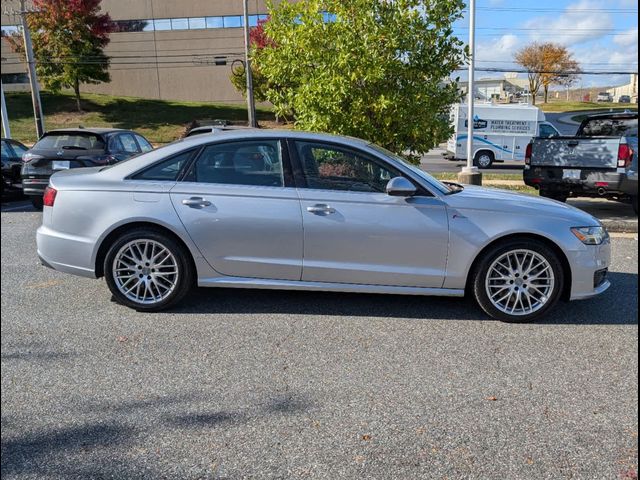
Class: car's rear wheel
472,239,564,322
104,228,194,311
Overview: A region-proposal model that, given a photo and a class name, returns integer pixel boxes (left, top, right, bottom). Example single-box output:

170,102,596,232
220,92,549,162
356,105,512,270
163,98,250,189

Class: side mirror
386,177,417,197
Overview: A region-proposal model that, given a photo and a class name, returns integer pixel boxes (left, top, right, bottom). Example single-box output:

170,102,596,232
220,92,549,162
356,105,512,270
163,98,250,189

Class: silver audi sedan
36,130,611,322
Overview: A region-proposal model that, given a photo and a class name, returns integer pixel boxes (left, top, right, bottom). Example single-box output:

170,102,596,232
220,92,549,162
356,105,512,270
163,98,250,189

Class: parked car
524,112,638,214
22,128,153,209
2,138,29,198
618,95,632,103
596,92,613,102
184,125,254,138
37,131,611,323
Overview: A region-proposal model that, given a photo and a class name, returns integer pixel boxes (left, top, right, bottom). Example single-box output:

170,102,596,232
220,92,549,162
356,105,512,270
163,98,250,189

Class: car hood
444,185,601,225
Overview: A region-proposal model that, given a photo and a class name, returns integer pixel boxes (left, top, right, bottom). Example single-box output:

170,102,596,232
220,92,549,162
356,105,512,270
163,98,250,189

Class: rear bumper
36,224,97,279
524,168,630,195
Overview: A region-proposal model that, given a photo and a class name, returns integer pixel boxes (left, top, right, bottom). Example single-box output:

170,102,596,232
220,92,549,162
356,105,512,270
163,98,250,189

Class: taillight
525,143,533,165
618,143,633,168
43,186,57,207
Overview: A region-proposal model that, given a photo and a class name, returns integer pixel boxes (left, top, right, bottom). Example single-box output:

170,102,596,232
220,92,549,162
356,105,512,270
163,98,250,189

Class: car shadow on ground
169,272,637,326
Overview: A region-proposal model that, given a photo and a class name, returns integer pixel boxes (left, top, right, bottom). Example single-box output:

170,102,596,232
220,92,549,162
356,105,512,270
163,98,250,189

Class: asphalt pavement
1,210,638,479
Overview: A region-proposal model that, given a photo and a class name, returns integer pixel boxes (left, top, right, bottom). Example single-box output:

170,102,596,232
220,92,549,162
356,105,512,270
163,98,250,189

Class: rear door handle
306,204,336,215
182,197,212,208
567,141,580,147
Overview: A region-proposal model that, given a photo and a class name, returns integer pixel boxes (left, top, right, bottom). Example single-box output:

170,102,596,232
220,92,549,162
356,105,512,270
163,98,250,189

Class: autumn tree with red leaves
7,0,113,111
230,19,274,104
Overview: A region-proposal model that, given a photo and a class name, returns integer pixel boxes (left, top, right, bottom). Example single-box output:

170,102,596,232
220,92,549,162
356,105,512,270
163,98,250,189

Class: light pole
19,0,45,138
458,0,482,186
242,0,257,128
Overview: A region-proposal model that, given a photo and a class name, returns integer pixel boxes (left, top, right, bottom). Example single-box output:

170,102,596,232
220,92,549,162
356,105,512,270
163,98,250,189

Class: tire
30,195,44,210
104,228,194,311
539,190,568,203
632,196,638,215
472,239,565,323
473,151,494,169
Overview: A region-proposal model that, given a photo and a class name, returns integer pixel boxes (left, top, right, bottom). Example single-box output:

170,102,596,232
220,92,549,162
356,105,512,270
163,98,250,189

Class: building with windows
607,74,639,103
457,75,528,103
1,0,281,103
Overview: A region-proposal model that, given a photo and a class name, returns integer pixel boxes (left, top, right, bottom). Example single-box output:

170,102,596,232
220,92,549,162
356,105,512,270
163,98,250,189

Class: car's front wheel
472,239,565,322
104,228,194,311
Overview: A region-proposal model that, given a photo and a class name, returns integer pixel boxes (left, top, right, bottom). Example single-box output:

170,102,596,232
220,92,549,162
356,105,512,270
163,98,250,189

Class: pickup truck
523,112,638,214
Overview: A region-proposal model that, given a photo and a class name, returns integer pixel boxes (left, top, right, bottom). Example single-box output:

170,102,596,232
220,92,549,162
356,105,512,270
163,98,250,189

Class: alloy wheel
485,249,555,316
112,239,179,305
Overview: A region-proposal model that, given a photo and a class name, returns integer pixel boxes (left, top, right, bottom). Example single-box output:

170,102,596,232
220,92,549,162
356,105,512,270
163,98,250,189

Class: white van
446,103,560,168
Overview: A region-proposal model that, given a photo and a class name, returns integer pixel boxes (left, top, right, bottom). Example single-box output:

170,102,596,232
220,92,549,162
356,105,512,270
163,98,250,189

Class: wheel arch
465,233,573,301
94,221,196,279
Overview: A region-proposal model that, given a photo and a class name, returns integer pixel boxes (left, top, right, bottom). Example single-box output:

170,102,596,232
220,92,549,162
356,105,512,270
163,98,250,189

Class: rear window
579,117,638,137
34,133,106,150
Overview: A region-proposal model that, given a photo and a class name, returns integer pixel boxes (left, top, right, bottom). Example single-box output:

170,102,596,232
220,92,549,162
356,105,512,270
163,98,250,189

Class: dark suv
22,128,152,208
2,138,30,198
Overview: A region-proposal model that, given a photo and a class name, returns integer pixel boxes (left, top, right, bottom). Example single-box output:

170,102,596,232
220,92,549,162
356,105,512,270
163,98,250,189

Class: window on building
171,18,189,30
153,19,171,31
112,20,150,32
1,73,29,84
188,17,206,29
205,16,224,29
223,16,243,28
1,25,20,36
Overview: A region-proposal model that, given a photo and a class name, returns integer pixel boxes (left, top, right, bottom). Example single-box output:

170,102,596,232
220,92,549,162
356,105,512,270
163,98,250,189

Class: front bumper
568,238,612,301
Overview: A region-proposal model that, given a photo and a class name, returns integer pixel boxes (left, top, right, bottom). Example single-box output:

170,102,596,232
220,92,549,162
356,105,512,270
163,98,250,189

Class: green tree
8,0,113,112
254,0,465,162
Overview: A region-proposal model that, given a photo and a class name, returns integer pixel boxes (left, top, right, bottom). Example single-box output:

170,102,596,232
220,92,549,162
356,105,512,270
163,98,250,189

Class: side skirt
197,276,465,297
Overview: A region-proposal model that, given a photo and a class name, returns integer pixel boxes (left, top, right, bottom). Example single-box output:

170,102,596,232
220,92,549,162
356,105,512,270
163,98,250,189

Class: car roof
43,128,133,136
178,128,371,147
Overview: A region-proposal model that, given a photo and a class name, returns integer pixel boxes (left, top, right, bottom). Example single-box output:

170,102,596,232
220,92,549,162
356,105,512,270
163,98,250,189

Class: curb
600,220,638,234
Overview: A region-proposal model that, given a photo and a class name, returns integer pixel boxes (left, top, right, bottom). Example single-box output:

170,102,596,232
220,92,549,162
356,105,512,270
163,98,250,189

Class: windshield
34,133,106,150
367,143,453,195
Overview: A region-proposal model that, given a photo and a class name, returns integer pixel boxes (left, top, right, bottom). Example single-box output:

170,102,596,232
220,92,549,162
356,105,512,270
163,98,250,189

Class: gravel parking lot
1,208,638,480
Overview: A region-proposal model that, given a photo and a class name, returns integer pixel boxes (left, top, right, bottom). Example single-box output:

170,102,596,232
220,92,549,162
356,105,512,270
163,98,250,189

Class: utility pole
242,0,257,128
458,0,482,186
1,80,11,138
18,0,45,138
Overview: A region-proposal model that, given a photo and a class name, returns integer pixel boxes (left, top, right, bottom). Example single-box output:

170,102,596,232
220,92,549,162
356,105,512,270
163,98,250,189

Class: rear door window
34,133,106,151
183,140,284,187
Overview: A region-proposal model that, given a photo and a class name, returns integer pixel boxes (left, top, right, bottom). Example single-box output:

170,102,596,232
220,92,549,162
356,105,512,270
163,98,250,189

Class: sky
451,0,638,88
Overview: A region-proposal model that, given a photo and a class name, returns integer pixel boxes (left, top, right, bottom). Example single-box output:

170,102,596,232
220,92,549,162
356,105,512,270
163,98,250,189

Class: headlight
571,226,609,245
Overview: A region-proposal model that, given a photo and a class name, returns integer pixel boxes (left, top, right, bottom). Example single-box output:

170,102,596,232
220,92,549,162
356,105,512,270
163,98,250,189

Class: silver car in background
36,131,611,322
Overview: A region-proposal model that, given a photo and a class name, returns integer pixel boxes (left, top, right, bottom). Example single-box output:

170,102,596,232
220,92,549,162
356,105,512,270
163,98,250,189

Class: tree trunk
74,77,82,112
543,85,549,104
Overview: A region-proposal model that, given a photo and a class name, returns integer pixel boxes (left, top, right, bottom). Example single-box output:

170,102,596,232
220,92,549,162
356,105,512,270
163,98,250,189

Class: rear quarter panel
47,184,214,277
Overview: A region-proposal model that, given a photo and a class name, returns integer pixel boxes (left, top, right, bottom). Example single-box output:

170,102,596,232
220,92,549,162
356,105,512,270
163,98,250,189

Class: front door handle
182,197,212,208
306,204,336,215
